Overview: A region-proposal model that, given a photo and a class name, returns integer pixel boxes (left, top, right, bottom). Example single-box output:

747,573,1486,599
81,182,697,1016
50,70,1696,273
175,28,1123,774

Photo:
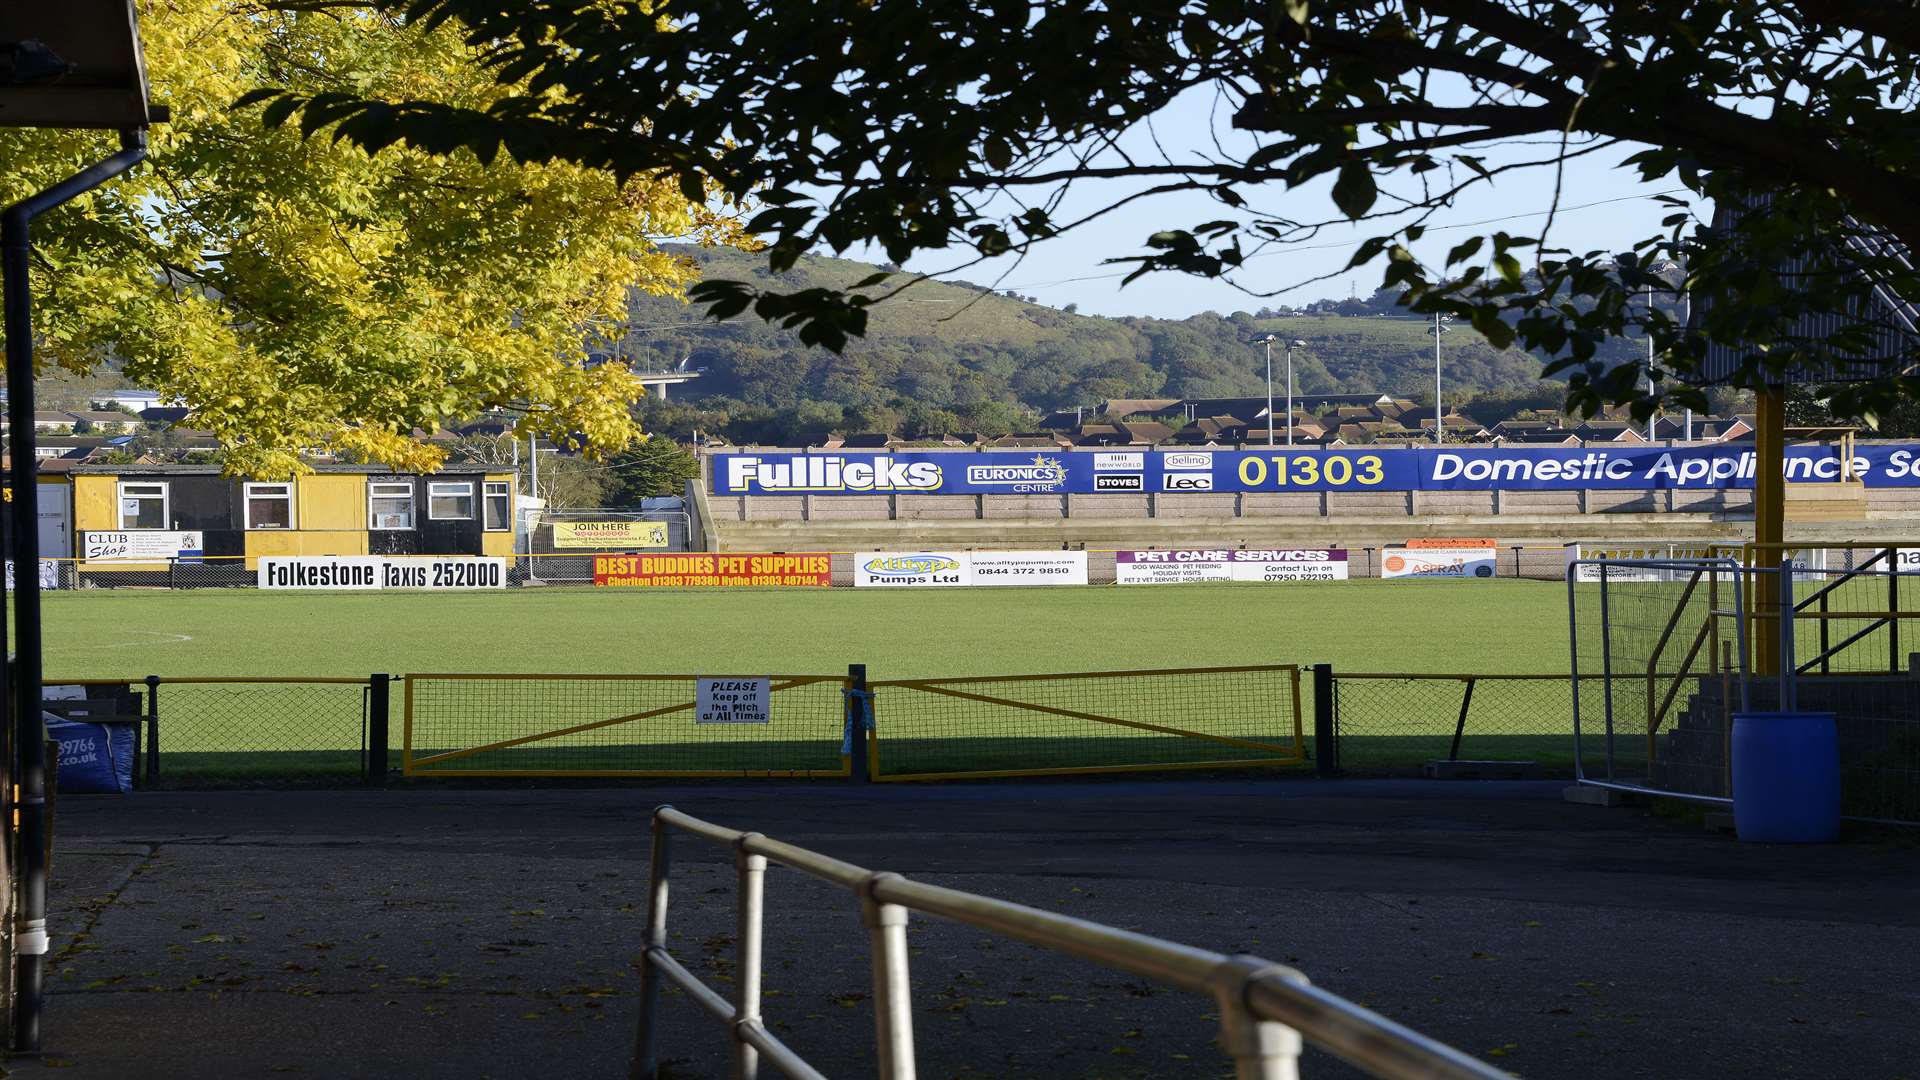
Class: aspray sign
1115,549,1349,584
1381,548,1497,579
696,677,771,725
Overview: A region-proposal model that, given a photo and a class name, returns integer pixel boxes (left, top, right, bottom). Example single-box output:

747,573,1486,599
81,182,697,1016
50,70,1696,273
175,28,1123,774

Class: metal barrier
633,806,1507,1080
402,673,850,777
866,665,1304,780
1569,555,1920,825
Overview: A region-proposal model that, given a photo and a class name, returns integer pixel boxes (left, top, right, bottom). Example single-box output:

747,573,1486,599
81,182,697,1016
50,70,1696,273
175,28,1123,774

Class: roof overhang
0,3,153,129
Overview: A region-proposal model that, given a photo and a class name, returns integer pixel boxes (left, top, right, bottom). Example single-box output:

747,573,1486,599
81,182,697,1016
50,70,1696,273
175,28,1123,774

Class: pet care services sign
696,677,771,725
1115,549,1350,584
258,556,506,590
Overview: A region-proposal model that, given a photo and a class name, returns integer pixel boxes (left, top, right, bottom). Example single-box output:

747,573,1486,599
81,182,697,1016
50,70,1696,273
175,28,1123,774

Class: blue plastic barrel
1731,712,1840,843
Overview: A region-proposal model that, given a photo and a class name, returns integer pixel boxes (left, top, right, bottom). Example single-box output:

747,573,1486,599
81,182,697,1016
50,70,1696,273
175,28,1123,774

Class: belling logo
1162,474,1214,491
862,554,961,577
1094,474,1143,491
964,455,1069,491
1163,452,1212,470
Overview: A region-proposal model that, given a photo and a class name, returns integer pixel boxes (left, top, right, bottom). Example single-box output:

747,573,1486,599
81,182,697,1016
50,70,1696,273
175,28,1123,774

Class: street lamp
1643,259,1689,440
1427,315,1453,444
2,2,160,1053
1249,334,1307,446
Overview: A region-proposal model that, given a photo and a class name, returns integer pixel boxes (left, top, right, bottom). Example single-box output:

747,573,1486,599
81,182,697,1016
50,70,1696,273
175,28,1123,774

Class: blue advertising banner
711,444,1920,496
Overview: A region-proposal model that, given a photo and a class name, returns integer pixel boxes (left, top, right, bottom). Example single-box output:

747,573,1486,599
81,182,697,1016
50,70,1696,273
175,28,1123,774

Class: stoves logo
1093,474,1143,491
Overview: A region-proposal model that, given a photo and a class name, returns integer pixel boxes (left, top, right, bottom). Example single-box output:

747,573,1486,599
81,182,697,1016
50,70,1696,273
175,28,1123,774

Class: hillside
621,245,1632,442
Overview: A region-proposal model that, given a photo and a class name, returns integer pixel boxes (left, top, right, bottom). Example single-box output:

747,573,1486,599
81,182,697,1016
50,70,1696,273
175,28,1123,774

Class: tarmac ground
15,778,1920,1079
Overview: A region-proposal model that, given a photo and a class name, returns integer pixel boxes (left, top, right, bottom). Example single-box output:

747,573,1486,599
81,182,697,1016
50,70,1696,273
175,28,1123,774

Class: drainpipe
5,127,150,1052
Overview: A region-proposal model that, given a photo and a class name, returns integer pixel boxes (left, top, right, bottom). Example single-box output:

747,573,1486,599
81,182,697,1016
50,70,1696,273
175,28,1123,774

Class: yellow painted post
1753,386,1785,676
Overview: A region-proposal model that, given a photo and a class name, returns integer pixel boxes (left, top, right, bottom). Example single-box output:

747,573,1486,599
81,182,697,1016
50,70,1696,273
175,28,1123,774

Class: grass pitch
37,579,1573,679
28,580,1585,780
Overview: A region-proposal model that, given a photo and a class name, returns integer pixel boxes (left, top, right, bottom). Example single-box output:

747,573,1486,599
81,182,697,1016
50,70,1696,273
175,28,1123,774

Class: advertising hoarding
591,553,831,587
1380,548,1497,579
853,551,1089,587
1114,549,1349,584
551,521,669,549
258,556,506,590
82,530,203,562
712,444,1920,496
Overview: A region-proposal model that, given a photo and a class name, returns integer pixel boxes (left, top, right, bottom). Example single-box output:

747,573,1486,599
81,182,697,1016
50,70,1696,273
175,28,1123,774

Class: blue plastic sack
45,716,135,795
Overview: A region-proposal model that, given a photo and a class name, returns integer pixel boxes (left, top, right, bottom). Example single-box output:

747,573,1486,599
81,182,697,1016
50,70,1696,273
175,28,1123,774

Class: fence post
1311,664,1336,778
847,663,871,784
367,674,390,787
144,674,160,782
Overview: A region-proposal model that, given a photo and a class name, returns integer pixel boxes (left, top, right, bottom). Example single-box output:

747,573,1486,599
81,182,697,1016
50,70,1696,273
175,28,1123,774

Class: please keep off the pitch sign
696,677,771,725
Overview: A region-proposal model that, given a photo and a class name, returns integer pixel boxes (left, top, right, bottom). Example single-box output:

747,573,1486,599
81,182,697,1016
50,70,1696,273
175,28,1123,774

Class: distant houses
828,393,1759,450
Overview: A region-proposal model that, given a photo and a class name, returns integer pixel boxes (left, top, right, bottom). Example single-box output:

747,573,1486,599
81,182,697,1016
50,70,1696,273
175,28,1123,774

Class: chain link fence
403,674,849,777
867,666,1303,779
44,675,377,786
1328,673,1601,775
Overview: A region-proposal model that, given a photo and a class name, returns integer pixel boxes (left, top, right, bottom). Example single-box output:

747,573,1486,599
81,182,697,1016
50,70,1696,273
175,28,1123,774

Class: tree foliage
605,436,700,503
0,1,748,477
255,0,1920,425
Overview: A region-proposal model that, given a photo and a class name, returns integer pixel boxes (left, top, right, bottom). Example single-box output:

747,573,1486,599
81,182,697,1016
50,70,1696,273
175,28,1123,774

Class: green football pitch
23,581,1592,780
34,579,1574,678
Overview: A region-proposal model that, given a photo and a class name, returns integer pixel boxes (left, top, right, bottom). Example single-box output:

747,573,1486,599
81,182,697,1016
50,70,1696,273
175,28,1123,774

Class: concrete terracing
696,486,1920,555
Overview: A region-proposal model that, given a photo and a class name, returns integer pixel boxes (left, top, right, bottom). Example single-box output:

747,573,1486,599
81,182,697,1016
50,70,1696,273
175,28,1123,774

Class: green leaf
1330,161,1377,219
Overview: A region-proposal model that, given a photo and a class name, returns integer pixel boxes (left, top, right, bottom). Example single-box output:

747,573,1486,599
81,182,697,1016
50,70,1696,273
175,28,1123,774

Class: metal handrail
633,805,1507,1080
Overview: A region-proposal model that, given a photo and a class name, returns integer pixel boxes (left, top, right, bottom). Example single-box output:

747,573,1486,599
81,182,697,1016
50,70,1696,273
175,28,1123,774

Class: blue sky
851,87,1706,320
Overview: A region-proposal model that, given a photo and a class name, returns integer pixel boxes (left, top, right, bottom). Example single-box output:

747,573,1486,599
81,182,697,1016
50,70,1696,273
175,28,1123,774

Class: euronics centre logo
725,455,943,492
962,455,1068,491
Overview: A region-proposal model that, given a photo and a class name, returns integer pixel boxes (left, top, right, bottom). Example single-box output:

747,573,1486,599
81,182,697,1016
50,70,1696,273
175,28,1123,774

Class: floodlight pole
4,126,149,1053
1432,312,1444,445
1283,340,1298,447
1263,338,1275,447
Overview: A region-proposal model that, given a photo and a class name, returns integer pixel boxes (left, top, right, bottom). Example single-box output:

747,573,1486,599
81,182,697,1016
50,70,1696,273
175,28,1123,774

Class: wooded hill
616,245,1643,443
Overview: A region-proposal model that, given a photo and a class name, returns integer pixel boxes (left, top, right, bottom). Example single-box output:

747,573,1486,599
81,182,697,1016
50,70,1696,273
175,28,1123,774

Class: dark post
847,663,871,784
368,674,391,787
1448,678,1478,761
1889,547,1901,674
144,675,160,782
1311,663,1337,777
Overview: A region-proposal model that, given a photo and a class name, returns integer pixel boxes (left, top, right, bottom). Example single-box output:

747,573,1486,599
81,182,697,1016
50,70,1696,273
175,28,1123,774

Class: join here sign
712,445,1920,496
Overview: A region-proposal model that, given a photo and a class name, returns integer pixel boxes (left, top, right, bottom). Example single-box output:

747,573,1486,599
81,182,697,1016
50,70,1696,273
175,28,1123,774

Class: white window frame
243,482,296,531
368,481,416,531
482,480,512,532
427,480,475,521
117,481,169,530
